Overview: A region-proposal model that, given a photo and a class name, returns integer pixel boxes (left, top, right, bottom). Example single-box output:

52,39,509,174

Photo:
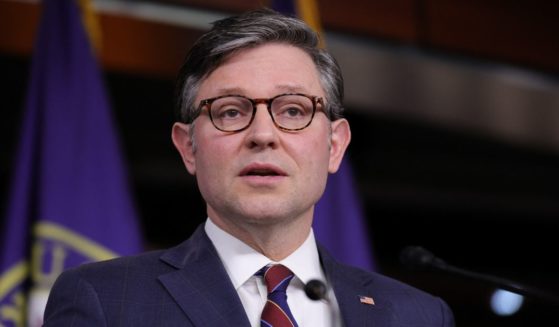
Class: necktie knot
258,264,299,327
262,264,294,294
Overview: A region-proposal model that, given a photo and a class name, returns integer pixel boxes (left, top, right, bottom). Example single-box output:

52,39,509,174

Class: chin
238,205,309,227
242,211,286,224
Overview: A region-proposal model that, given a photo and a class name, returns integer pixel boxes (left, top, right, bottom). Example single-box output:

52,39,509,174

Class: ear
171,122,196,175
328,118,351,173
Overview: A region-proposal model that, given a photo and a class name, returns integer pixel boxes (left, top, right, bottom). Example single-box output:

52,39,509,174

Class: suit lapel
158,226,250,327
320,247,394,327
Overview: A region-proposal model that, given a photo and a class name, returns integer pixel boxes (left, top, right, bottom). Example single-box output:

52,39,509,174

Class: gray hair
175,8,344,123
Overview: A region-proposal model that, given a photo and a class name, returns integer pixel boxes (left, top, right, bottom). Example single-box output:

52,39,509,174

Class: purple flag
271,0,375,271
315,160,375,271
0,0,142,326
271,0,297,15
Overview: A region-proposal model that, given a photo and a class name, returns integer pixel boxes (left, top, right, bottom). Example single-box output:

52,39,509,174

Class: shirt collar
205,218,326,289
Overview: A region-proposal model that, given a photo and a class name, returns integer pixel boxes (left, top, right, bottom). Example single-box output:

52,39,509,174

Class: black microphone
400,246,559,306
304,279,329,302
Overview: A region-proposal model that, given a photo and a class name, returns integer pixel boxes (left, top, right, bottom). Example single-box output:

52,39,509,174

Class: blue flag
272,0,375,271
0,1,142,326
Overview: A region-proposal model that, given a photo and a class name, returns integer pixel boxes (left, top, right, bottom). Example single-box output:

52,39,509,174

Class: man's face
172,43,350,230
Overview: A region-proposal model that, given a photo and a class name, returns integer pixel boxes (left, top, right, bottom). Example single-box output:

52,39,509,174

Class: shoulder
60,249,168,282
375,272,454,326
56,224,212,285
325,260,454,326
335,263,429,297
48,249,171,307
44,226,214,325
44,248,190,326
348,265,432,297
44,250,169,326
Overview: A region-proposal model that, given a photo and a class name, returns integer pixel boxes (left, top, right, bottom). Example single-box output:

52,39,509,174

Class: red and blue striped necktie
259,264,299,327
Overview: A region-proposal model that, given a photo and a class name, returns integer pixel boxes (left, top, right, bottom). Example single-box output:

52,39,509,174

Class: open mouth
246,169,281,176
240,165,287,177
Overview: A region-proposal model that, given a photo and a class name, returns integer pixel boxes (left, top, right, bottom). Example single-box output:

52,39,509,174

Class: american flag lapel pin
359,295,375,305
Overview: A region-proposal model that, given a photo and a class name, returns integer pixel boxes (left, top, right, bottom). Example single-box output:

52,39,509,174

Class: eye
275,102,310,121
211,97,252,121
218,107,242,119
272,95,313,122
282,106,306,118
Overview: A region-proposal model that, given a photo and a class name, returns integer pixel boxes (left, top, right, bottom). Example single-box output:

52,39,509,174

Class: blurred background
1,0,558,325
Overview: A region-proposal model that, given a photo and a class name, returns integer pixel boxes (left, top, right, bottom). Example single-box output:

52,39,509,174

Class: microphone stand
400,246,559,307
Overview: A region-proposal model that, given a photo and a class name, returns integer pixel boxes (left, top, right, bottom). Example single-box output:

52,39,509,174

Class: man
44,9,454,326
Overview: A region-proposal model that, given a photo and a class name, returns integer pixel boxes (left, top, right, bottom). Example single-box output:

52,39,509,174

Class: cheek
195,143,228,174
193,125,233,162
294,133,331,178
193,145,231,203
193,131,243,184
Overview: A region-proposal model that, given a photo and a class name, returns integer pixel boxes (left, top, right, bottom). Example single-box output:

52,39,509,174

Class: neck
208,211,313,261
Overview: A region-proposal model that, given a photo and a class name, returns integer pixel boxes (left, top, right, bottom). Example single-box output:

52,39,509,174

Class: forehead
197,43,324,100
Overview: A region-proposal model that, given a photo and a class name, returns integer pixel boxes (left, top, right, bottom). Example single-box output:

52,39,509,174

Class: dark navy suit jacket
44,225,454,326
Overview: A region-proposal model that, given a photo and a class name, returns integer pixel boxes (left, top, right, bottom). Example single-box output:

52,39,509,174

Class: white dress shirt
205,218,343,327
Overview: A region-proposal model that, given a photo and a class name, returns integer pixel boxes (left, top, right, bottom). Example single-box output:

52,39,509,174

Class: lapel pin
359,295,375,305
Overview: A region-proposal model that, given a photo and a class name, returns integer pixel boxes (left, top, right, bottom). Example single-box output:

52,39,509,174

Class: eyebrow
274,84,308,93
214,87,245,95
214,84,309,96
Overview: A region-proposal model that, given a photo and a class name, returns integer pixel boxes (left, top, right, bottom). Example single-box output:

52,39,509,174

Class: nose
244,103,279,150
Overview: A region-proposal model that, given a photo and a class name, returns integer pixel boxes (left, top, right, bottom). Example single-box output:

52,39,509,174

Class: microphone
400,246,559,306
304,279,329,302
400,245,448,270
305,279,337,323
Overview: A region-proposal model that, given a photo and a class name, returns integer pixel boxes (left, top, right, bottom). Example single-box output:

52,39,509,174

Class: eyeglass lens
209,94,315,131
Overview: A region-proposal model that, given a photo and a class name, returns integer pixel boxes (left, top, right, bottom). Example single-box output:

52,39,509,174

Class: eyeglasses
197,93,325,132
